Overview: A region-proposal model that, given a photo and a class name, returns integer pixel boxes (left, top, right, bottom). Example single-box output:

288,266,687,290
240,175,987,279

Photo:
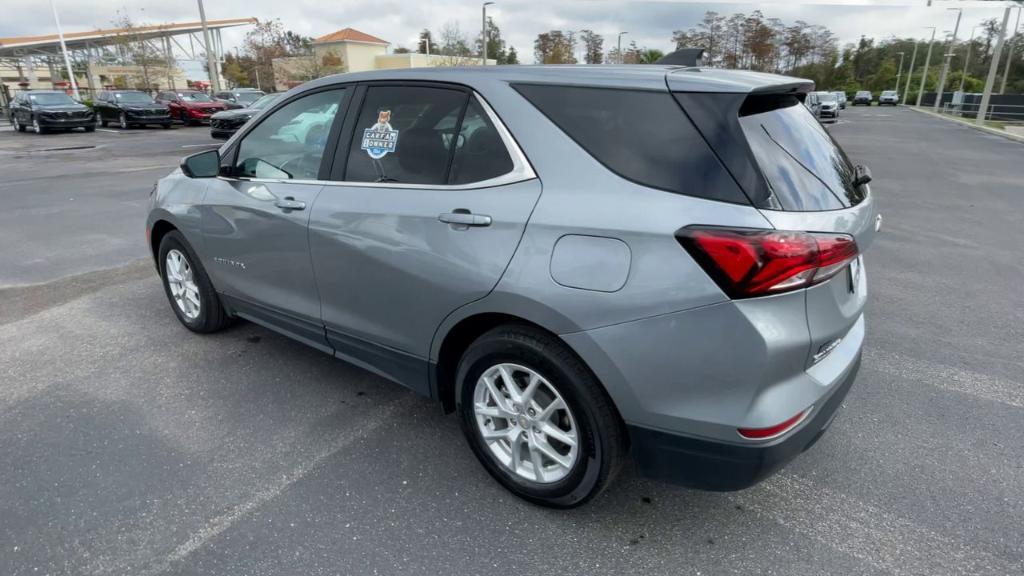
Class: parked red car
154,90,226,125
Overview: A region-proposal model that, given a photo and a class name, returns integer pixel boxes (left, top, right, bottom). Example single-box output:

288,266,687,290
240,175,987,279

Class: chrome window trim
222,91,536,191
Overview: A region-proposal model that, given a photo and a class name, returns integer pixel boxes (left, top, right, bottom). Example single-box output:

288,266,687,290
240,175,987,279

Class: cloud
2,0,1012,68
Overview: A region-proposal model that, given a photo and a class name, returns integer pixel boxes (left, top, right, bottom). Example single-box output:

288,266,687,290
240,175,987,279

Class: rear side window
739,95,864,211
513,84,748,204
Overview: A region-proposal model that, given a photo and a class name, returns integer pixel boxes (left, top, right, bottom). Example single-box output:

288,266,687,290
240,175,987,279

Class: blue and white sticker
361,110,399,159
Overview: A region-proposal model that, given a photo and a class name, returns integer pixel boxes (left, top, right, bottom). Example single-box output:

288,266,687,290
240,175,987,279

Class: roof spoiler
655,48,705,67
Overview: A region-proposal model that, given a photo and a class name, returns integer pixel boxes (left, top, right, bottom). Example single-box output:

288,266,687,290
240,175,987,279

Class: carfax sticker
361,110,399,159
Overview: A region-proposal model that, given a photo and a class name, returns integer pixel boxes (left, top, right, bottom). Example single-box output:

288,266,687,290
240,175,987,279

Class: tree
222,53,249,87
111,12,171,92
418,29,434,55
534,30,576,64
579,29,604,64
476,17,511,63
393,46,411,54
294,48,345,81
243,18,310,90
505,46,520,65
639,49,665,64
438,21,473,65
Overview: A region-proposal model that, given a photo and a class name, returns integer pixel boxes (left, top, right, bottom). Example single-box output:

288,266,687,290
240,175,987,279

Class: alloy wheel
165,249,201,320
119,113,127,130
12,117,20,131
473,363,579,484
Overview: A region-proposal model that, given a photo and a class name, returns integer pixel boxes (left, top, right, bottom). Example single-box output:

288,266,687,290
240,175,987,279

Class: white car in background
833,91,847,109
879,90,900,106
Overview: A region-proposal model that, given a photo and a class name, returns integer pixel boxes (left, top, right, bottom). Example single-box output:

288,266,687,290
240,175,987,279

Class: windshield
180,92,213,102
115,92,155,104
250,93,282,111
882,91,897,97
236,91,264,104
28,93,77,106
818,93,837,102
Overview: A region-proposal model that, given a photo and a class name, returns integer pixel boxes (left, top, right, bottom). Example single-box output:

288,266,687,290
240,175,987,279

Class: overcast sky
2,1,1019,75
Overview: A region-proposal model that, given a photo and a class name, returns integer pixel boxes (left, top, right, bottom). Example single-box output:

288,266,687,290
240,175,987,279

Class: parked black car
213,88,265,110
852,90,873,106
93,90,172,129
209,92,282,139
8,90,94,134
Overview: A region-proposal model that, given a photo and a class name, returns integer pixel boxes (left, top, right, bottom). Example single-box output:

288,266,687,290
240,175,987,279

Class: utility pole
617,31,628,64
903,41,919,105
48,0,80,100
999,5,1021,94
934,8,962,111
895,52,905,95
197,0,220,92
916,27,936,107
977,6,1012,126
481,2,494,65
960,25,981,93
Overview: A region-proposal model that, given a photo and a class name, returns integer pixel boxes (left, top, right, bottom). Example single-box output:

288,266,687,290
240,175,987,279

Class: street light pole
916,27,936,107
617,31,628,64
976,5,1013,125
903,41,919,105
999,5,1021,94
48,0,80,100
960,26,981,93
197,0,221,92
481,2,494,65
934,8,962,111
895,52,905,95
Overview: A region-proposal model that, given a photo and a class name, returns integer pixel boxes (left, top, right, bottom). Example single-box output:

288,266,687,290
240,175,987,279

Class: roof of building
0,18,256,56
313,28,389,46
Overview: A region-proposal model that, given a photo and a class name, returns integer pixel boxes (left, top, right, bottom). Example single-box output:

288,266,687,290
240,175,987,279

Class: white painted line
96,128,122,133
181,143,221,148
732,473,1019,576
864,347,1024,408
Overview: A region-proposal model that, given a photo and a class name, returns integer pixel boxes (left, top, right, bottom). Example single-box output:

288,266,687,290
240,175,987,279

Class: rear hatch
670,70,878,369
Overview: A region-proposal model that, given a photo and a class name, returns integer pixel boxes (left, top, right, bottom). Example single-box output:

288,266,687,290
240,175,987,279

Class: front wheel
13,116,25,132
457,325,627,508
158,231,231,333
119,112,128,130
32,117,45,134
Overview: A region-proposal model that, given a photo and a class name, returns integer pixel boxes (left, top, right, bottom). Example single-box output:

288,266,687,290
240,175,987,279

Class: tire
119,112,128,130
456,325,627,508
84,125,95,132
158,230,231,333
13,116,25,132
32,117,46,134
162,122,172,129
179,110,191,126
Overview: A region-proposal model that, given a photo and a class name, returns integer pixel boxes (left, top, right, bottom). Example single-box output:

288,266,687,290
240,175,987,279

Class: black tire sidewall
456,329,609,508
157,231,219,332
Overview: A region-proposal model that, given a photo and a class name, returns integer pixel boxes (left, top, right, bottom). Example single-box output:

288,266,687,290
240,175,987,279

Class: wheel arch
148,218,179,265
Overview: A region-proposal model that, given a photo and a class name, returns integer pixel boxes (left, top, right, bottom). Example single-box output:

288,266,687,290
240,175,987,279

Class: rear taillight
677,226,858,298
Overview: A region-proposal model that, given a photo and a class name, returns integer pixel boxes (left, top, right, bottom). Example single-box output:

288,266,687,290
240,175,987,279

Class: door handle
275,197,306,211
438,211,492,228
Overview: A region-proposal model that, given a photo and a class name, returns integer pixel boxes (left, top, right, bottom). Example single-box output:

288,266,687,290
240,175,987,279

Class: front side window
235,89,345,181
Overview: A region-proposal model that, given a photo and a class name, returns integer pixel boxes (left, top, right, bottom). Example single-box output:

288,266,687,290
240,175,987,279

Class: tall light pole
977,5,1013,126
999,5,1021,94
960,25,981,93
481,2,494,65
48,0,79,100
916,27,936,107
197,0,220,92
617,31,628,64
903,40,919,105
934,8,962,111
895,51,905,95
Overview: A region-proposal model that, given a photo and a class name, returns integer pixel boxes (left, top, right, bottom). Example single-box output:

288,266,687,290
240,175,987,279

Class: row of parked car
802,89,901,123
6,87,272,136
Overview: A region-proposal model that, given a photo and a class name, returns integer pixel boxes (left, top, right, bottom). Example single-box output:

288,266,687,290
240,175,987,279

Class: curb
906,106,1024,144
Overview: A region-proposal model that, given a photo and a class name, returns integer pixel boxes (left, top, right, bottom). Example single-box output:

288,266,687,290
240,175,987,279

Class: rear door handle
438,211,492,227
275,197,306,211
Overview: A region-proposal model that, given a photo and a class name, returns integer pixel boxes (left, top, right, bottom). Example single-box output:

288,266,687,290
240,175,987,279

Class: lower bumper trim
628,353,860,491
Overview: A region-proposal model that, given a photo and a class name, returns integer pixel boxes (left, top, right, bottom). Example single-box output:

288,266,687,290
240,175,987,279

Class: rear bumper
629,353,859,490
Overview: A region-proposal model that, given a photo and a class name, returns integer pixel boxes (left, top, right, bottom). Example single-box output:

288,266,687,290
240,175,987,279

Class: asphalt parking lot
1,107,1022,575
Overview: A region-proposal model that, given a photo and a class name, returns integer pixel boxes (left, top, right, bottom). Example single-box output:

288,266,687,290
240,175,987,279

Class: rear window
738,94,864,211
513,84,749,204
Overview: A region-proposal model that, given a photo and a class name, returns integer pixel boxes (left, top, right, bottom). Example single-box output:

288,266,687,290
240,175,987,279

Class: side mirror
181,149,220,178
853,164,872,187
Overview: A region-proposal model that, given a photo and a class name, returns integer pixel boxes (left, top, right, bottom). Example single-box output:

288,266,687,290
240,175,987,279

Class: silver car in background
147,66,877,507
815,91,840,121
879,90,900,105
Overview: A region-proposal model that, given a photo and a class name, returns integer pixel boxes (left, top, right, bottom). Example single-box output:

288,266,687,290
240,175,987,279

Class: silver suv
148,67,877,507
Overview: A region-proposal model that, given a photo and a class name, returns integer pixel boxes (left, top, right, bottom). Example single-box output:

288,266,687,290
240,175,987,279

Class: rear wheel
158,231,231,333
457,325,626,508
